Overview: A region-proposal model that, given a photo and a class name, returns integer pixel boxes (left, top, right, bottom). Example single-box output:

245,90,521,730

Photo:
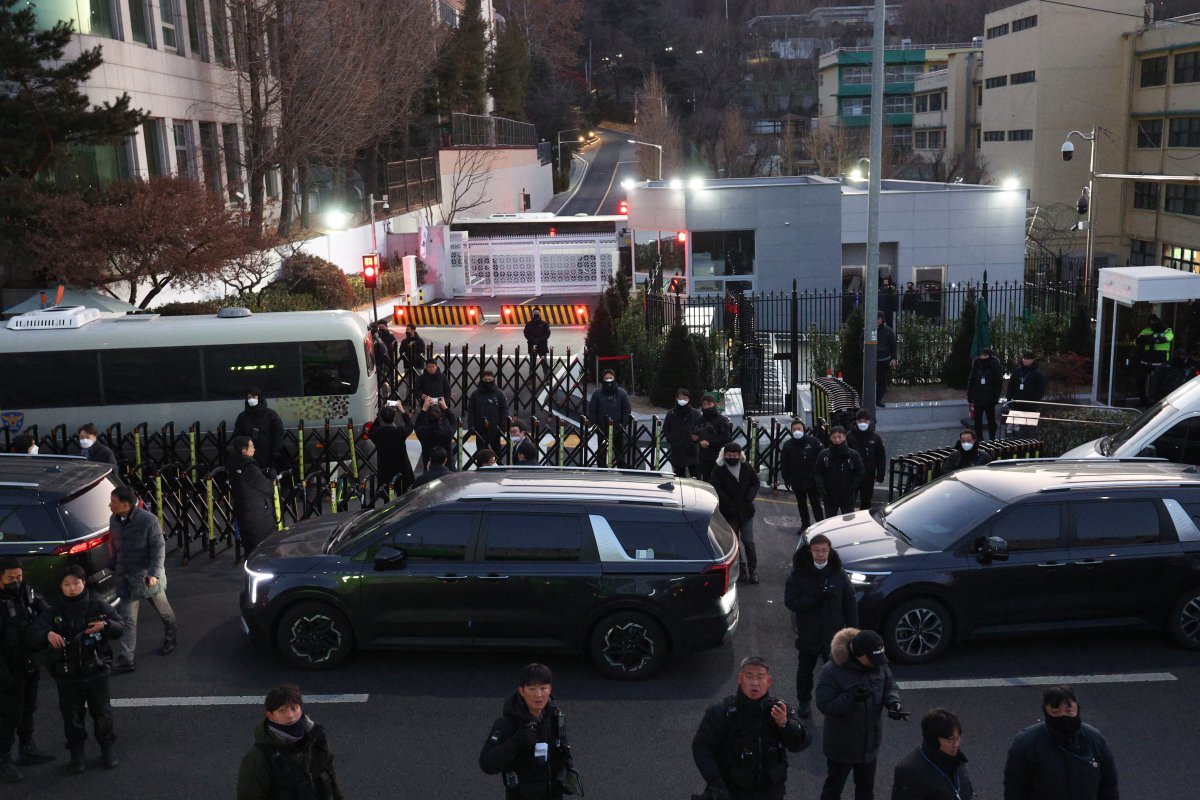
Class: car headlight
244,563,275,604
849,571,891,586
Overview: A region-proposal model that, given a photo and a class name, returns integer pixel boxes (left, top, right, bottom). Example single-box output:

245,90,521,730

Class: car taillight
53,531,111,557
702,560,732,595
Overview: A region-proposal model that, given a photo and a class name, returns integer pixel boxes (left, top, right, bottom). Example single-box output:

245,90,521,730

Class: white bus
0,306,378,437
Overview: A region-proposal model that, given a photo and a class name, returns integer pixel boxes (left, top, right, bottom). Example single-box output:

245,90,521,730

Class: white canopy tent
1093,266,1200,405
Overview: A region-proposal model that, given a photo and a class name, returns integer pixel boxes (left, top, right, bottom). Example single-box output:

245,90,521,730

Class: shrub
942,294,977,389
584,295,619,379
153,301,221,315
604,269,631,320
808,324,841,380
651,322,702,406
836,307,864,395
613,296,661,392
272,253,354,309
893,316,950,385
1064,299,1092,362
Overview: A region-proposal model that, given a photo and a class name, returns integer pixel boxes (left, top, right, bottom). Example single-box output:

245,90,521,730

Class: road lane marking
112,694,369,708
897,672,1176,691
596,159,640,216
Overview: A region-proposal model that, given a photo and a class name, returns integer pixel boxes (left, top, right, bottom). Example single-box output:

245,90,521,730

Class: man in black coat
469,370,510,454
692,394,734,482
398,324,426,372
875,312,898,407
847,410,886,511
587,369,632,468
709,443,760,584
662,388,703,478
506,422,538,465
413,447,452,487
416,360,454,407
369,404,415,493
523,309,552,357
892,709,974,800
232,389,285,472
692,656,811,800
0,558,54,783
414,398,458,472
77,424,117,467
815,427,864,517
1006,350,1047,435
967,348,1004,441
816,628,906,800
479,663,576,800
784,535,857,720
226,436,278,557
1003,685,1118,800
941,430,991,475
779,418,824,533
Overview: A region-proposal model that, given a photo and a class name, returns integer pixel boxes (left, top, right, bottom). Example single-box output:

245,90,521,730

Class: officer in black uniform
692,656,811,800
0,558,54,783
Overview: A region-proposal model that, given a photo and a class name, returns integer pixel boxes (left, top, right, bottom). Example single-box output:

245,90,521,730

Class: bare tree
427,147,497,226
633,70,684,180
800,124,868,177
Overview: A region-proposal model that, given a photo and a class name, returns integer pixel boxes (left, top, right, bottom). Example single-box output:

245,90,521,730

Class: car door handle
1073,559,1104,565
1036,561,1065,568
477,574,510,581
435,575,469,582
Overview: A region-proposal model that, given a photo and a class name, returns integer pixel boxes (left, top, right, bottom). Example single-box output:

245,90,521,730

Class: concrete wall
438,148,553,220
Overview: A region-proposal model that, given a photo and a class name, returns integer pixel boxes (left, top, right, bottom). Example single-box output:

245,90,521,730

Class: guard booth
1092,266,1200,405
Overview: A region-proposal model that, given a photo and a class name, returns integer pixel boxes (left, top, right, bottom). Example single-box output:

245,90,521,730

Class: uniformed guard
0,558,54,783
1135,314,1174,405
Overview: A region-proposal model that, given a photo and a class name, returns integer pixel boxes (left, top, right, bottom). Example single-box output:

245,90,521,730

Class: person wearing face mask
369,403,415,493
942,430,991,474
892,708,974,800
475,448,499,468
76,424,117,467
232,388,285,472
815,427,865,517
966,348,1004,441
398,324,427,372
8,435,36,455
784,534,857,720
587,369,632,468
225,437,278,558
846,411,886,511
710,443,761,583
470,370,510,453
417,360,454,408
523,308,553,358
692,394,734,482
0,558,54,783
779,419,823,534
507,422,538,465
238,684,344,800
662,388,703,478
1003,685,1118,800
415,397,458,473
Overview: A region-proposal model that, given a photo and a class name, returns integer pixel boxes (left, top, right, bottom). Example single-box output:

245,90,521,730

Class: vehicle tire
588,611,669,680
275,602,355,670
1167,586,1200,650
882,597,953,664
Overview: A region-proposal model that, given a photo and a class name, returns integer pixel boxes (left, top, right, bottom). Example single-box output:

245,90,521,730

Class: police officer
587,369,632,467
710,443,760,584
1135,314,1174,405
232,388,285,472
692,394,734,482
0,558,54,783
847,410,886,511
1003,685,1117,800
1006,351,1046,436
225,436,278,557
692,656,811,800
524,308,552,357
967,348,1004,441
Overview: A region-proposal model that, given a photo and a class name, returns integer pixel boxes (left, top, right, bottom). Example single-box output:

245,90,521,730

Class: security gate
448,232,618,296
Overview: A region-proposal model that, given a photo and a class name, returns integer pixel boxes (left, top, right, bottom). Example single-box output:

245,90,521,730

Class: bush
254,288,323,312
153,301,221,315
808,324,841,380
348,268,407,307
613,296,661,392
604,269,631,320
893,316,951,385
942,294,977,389
1064,299,1092,361
651,322,702,406
837,307,864,395
272,253,354,309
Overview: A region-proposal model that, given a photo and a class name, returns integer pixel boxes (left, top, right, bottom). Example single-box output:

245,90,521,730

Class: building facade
910,49,982,179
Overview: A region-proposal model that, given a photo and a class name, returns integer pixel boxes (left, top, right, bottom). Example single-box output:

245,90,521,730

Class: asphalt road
9,497,1200,798
558,131,643,217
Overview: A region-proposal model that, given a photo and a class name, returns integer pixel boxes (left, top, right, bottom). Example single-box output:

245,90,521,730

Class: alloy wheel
893,607,945,658
1180,596,1200,643
287,613,343,664
600,622,655,673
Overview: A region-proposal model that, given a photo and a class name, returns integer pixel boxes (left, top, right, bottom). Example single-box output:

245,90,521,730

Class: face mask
482,381,494,390
2,582,21,596
857,422,870,431
724,457,740,466
79,438,95,449
962,441,974,451
791,430,804,439
1044,713,1082,736
510,434,522,442
247,398,259,407
28,445,38,455
703,406,716,416
676,399,689,406
813,560,829,570
604,378,614,385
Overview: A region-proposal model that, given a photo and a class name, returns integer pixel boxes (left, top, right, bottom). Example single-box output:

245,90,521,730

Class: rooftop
423,467,718,509
956,460,1200,502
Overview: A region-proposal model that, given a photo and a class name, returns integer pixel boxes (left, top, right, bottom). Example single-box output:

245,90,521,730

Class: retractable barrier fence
887,437,1044,501
498,304,591,325
810,376,861,429
392,304,484,326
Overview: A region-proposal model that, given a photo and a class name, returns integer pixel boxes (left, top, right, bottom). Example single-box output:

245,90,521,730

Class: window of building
884,95,912,113
1130,238,1156,266
85,0,120,39
161,0,180,51
1012,15,1038,31
1165,183,1200,216
1138,118,1164,148
1141,55,1168,87
209,0,230,65
1133,181,1159,210
983,130,1005,142
1175,51,1200,84
172,121,195,178
986,23,1008,39
984,75,1007,89
915,95,928,113
198,122,221,194
930,91,944,111
928,129,945,149
691,230,756,278
915,130,927,149
1169,116,1200,147
842,98,870,116
222,124,242,201
1010,70,1036,85
128,0,152,44
842,65,871,85
1008,129,1033,142
50,139,136,188
142,119,168,177
884,64,924,81
185,0,207,60
1164,243,1200,272
891,127,912,148
976,86,983,106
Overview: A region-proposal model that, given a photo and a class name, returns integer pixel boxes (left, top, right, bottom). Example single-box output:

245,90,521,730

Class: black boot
100,745,118,769
16,740,54,765
0,754,22,783
68,747,85,774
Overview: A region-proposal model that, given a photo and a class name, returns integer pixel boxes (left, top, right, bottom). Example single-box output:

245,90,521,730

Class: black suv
808,459,1200,663
241,468,741,679
0,454,118,603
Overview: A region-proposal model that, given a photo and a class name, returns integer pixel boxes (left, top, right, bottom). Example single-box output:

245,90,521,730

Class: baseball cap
849,630,888,666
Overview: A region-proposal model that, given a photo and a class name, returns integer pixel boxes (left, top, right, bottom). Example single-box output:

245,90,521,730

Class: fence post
348,420,359,480
297,420,306,482
274,481,283,531
555,416,564,467
606,420,615,468
790,279,800,414
133,429,142,481
205,476,215,549
750,418,759,471
652,416,662,471
188,428,197,479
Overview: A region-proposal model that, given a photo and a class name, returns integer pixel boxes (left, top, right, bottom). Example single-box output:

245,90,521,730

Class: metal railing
997,400,1139,457
888,438,1045,500
450,113,538,148
385,155,441,214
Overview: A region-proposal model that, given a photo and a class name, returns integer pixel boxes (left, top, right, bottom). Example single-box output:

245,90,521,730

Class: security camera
1076,187,1089,216
1061,140,1074,162
382,201,390,211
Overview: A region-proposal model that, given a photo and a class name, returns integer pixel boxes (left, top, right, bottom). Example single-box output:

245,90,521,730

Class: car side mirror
374,545,407,571
977,535,1009,562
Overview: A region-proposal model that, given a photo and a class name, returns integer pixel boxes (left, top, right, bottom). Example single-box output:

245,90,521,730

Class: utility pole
861,0,885,414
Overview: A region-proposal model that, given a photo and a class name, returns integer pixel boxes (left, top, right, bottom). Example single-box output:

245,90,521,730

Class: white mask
79,437,95,449
28,444,38,455
791,430,804,439
857,422,870,431
813,560,830,570
962,441,974,451
510,434,522,442
247,398,260,407
677,398,689,406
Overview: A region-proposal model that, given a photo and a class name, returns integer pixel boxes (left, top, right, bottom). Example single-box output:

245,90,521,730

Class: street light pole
368,193,388,324
556,128,580,176
627,139,663,180
1065,127,1098,290
861,0,886,415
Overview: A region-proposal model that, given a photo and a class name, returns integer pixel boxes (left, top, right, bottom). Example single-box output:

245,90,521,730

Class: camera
1061,141,1074,162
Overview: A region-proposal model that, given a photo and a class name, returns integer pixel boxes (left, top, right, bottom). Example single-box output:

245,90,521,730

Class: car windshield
881,479,1004,551
1101,400,1172,455
329,485,438,552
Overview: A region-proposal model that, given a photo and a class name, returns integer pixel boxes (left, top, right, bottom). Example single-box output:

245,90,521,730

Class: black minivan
809,460,1200,662
241,468,741,679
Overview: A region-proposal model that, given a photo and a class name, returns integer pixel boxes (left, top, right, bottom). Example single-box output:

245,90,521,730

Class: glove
887,702,909,721
512,721,539,749
851,685,872,702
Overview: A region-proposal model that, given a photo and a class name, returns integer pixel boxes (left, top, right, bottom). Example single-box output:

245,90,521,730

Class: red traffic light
618,200,629,215
548,227,557,237
362,253,380,288
677,231,687,243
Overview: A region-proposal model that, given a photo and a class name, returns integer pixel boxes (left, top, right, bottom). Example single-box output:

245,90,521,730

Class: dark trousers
476,427,503,455
875,359,891,403
972,402,998,440
0,671,38,753
823,497,856,517
698,459,718,482
57,677,115,748
792,485,824,528
820,758,878,800
669,459,700,478
857,482,875,511
795,649,829,708
734,518,757,575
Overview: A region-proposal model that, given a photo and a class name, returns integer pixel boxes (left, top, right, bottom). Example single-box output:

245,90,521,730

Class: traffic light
362,254,380,289
618,199,629,215
677,231,688,243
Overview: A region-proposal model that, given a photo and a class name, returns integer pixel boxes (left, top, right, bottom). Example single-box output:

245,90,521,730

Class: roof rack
483,465,676,479
0,453,87,460
985,457,1169,467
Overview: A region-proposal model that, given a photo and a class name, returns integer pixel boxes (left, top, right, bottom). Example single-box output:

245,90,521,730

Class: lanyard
920,750,962,800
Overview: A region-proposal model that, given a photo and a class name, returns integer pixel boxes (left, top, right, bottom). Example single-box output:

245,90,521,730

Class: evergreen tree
0,0,143,179
604,269,631,320
584,295,619,379
438,0,489,116
652,322,702,407
1064,298,1092,361
837,307,865,397
489,21,529,120
943,295,978,389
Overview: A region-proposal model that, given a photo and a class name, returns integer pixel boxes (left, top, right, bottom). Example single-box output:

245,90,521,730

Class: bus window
0,352,101,409
301,341,359,396
204,343,302,400
102,347,203,405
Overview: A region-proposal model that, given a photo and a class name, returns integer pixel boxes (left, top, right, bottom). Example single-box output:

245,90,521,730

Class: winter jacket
892,744,975,800
0,583,50,687
784,546,858,655
369,413,415,488
709,460,760,528
479,692,574,800
779,433,822,490
414,463,452,487
847,425,887,485
233,398,285,469
37,591,124,683
814,444,865,507
942,443,992,474
109,507,167,599
1148,362,1187,404
692,690,811,800
414,409,458,465
83,439,118,467
416,369,453,403
966,356,1004,407
469,384,511,435
226,452,278,546
507,436,538,465
877,323,897,362
587,383,632,428
662,404,703,467
1003,720,1117,800
1007,363,1046,405
237,717,344,800
523,318,552,353
398,334,426,369
815,627,901,764
693,409,734,466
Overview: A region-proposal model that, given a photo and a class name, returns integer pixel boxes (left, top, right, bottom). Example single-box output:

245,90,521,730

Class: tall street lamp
627,139,663,180
367,193,389,323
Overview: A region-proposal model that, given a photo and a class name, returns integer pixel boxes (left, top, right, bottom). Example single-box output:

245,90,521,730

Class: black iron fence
385,156,440,214
449,113,538,148
888,438,1045,500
